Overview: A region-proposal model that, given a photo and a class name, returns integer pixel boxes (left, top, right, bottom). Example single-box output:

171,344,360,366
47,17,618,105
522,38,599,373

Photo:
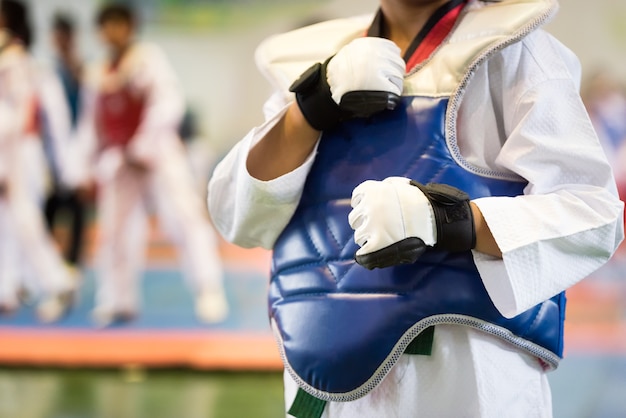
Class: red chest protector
95,65,145,150
23,95,40,137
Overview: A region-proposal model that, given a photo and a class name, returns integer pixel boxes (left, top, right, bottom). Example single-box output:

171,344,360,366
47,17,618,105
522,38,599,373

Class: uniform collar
367,0,467,71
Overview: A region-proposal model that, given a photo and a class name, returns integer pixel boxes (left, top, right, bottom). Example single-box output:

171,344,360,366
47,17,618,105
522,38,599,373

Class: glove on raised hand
289,37,405,131
348,177,476,270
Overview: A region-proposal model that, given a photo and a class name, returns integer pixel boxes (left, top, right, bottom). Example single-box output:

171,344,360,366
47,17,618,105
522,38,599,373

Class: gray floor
549,355,626,418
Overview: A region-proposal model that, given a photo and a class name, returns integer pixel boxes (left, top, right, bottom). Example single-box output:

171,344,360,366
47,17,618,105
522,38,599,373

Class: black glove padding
355,237,428,271
289,58,401,131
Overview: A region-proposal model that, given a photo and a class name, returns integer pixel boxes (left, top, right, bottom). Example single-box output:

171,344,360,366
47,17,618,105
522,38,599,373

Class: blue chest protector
270,96,566,402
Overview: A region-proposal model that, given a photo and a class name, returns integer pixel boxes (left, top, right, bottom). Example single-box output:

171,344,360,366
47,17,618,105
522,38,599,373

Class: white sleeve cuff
209,100,320,249
472,194,622,318
244,102,319,203
471,250,517,318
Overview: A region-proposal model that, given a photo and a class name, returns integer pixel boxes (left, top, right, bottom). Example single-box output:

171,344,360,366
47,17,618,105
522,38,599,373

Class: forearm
247,102,319,181
471,202,502,258
209,101,319,249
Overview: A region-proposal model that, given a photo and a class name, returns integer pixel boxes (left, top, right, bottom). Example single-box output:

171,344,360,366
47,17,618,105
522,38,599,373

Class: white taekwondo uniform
75,42,227,323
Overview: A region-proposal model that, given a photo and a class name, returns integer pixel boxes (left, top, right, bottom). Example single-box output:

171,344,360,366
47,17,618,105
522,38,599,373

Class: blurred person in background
43,12,88,274
583,72,626,196
75,2,228,327
0,0,76,322
208,0,624,416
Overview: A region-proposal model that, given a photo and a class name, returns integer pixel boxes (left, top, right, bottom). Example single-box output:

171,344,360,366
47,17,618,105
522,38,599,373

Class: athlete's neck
110,40,133,68
379,0,450,55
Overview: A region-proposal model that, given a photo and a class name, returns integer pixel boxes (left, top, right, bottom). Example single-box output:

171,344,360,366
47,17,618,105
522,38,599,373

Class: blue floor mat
0,267,271,332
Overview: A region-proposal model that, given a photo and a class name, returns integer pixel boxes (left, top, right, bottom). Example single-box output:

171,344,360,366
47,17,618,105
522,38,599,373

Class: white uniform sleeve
208,92,319,249
0,50,31,182
0,100,17,181
126,44,185,165
467,35,624,318
0,100,14,139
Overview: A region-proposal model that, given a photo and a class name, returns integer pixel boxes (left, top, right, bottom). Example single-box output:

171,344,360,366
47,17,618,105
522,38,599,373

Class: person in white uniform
208,0,624,417
42,13,90,273
0,0,75,322
77,3,228,327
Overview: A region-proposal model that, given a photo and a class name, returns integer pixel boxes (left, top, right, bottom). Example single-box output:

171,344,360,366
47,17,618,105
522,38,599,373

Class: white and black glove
289,37,405,131
348,177,476,270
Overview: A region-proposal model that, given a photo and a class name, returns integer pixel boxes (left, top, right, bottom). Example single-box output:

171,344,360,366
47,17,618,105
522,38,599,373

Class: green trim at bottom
288,388,327,418
404,325,435,355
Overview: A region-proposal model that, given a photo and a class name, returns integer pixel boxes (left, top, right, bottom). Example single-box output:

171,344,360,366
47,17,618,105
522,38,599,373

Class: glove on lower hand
289,37,405,131
348,177,476,270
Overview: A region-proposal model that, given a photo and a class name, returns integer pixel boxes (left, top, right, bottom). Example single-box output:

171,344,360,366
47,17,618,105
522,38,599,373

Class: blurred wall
23,0,626,156
547,1,626,81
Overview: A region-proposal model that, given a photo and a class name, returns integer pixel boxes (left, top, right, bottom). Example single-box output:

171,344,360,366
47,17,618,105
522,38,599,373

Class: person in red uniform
76,3,228,326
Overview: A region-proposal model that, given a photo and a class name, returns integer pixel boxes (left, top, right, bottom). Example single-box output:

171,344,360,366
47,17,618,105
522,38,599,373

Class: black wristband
410,181,476,252
289,59,343,131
